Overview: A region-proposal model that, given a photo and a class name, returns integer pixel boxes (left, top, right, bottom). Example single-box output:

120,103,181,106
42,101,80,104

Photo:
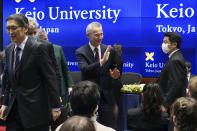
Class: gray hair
27,17,39,29
37,28,47,36
86,22,102,35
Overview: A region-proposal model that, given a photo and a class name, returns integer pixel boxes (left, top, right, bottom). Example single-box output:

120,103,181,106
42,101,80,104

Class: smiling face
87,26,103,47
6,19,28,45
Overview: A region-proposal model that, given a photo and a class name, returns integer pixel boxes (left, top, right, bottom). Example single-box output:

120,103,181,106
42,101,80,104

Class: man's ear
86,33,90,38
172,42,178,48
93,105,98,114
24,24,29,34
173,115,177,126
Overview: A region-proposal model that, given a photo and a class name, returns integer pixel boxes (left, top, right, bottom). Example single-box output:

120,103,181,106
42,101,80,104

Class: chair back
71,71,81,84
121,72,142,85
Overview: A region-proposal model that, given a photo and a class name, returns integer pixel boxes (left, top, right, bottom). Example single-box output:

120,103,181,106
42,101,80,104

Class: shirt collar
169,49,179,58
89,42,101,52
14,36,28,51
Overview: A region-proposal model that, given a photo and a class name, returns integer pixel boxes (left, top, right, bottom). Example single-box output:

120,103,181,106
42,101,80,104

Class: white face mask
162,43,170,54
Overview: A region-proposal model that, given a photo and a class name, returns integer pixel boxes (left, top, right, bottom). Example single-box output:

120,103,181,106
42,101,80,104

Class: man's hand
100,45,111,65
59,97,62,103
68,87,72,95
52,110,61,121
109,68,120,79
0,105,8,121
160,105,167,112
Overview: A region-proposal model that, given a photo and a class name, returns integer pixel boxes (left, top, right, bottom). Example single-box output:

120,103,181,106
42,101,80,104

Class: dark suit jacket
112,54,123,103
75,43,117,105
53,44,74,104
189,73,196,81
157,50,187,108
127,107,169,131
3,37,60,128
36,38,62,95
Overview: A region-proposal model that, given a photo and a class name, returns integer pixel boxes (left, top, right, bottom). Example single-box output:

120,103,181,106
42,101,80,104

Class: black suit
3,37,60,130
157,50,187,109
75,43,117,128
112,54,123,104
127,107,169,131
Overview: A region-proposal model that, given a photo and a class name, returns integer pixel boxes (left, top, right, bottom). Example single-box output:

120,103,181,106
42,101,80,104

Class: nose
7,30,14,35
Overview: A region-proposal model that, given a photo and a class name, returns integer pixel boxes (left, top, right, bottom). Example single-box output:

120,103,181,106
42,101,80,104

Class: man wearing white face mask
157,32,187,113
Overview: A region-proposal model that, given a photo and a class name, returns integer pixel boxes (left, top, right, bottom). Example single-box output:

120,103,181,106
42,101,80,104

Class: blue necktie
15,46,21,79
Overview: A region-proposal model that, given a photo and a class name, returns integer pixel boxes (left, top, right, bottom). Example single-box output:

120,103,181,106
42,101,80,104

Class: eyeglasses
6,26,21,31
94,33,103,37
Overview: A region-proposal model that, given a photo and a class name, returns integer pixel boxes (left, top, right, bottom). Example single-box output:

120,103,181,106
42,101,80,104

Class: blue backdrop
3,0,197,77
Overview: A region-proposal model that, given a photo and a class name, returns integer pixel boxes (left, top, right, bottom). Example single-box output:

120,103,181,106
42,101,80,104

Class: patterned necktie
94,47,99,62
15,46,21,79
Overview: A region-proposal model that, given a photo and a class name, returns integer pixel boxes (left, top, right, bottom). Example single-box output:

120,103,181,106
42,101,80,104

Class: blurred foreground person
127,83,169,131
56,81,115,131
171,97,197,131
188,76,197,100
59,116,96,131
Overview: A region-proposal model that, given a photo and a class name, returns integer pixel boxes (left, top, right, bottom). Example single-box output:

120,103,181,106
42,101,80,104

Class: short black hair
70,81,100,117
163,32,182,49
141,82,164,121
185,61,191,68
6,13,28,27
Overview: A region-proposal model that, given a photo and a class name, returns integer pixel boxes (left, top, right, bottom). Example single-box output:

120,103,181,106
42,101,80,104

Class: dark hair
70,81,100,117
163,32,182,49
113,43,122,56
188,76,197,100
60,116,96,131
141,82,163,121
185,61,191,68
6,13,28,27
171,97,197,131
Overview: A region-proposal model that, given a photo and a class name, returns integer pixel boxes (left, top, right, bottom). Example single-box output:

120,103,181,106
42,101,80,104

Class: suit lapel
18,38,32,78
100,44,106,58
8,44,15,81
86,44,95,62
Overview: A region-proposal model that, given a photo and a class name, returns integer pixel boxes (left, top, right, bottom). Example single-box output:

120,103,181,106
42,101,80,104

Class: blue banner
3,0,197,77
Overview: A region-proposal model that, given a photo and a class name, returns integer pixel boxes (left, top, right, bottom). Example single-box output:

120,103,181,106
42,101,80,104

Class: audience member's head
27,17,39,36
113,43,122,56
37,28,48,40
188,76,197,100
171,97,197,131
185,61,192,74
141,82,163,120
59,116,96,131
70,81,100,118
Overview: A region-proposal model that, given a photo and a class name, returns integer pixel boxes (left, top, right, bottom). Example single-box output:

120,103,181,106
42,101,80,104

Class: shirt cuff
52,108,60,112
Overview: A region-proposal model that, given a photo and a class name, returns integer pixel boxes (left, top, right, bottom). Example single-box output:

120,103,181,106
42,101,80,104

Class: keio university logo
15,0,36,3
145,52,154,61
